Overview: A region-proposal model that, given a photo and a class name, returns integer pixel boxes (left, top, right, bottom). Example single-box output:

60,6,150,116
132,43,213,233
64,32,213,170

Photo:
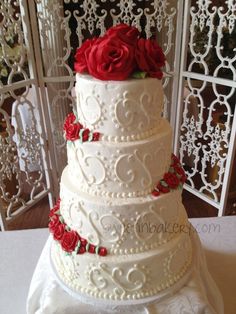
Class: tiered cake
49,24,193,303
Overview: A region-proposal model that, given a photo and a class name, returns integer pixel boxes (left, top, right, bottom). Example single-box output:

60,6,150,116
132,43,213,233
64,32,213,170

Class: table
0,228,49,314
0,216,236,314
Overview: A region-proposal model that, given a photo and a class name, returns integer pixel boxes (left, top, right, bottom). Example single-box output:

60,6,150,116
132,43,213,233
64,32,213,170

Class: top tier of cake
75,74,164,142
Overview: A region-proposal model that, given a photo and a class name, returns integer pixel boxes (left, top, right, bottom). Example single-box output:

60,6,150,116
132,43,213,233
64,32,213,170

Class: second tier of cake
67,119,172,198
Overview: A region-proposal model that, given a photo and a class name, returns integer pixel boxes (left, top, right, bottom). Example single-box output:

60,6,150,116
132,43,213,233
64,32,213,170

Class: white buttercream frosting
51,230,192,301
60,167,189,254
75,74,164,140
50,75,193,303
67,119,172,198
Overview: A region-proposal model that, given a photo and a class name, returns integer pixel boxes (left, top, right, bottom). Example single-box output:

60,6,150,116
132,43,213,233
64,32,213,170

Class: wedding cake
49,24,193,303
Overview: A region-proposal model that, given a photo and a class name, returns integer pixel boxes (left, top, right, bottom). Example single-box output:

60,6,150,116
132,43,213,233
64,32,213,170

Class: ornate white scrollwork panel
0,0,54,229
178,0,236,211
0,105,23,209
188,0,236,79
180,79,234,202
0,0,30,87
0,88,51,227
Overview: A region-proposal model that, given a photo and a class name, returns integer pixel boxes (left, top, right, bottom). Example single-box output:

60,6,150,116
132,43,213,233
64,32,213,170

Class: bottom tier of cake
51,229,192,302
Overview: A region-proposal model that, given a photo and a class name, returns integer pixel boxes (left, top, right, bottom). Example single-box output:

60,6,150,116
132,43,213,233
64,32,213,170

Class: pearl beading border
100,124,162,143
76,185,153,199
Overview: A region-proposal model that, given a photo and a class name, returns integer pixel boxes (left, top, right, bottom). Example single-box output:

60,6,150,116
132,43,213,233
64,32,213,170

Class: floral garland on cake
49,199,107,256
74,24,165,81
63,112,100,142
152,154,187,197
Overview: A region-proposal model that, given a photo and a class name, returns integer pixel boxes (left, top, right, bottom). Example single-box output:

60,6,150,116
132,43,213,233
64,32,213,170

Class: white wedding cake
49,24,193,304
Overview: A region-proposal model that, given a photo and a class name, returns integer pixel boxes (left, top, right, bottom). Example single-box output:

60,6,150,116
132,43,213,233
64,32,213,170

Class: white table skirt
1,217,236,314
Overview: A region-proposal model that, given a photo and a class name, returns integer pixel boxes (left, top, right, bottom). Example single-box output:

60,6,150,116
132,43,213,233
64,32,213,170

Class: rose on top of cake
74,23,166,81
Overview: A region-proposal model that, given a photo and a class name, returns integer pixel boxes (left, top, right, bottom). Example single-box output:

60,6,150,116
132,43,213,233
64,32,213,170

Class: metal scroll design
0,0,29,86
179,1,236,204
0,1,51,229
0,92,48,225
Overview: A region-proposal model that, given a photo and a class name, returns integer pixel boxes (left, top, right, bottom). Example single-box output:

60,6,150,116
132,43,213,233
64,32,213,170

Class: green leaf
132,71,147,79
160,180,168,187
65,225,71,231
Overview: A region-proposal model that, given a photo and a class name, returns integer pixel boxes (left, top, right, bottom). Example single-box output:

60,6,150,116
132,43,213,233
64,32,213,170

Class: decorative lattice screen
174,0,236,216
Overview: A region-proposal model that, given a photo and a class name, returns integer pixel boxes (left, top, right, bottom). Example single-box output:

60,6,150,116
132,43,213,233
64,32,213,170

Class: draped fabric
27,227,223,314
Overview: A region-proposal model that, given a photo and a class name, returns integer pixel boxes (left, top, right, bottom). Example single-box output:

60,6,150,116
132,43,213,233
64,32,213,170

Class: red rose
63,113,84,141
174,165,187,183
181,173,187,183
106,24,139,45
82,128,90,142
157,182,170,193
63,113,76,131
53,223,66,241
49,215,61,233
61,230,80,253
49,204,60,219
65,123,83,141
171,154,180,166
135,38,165,79
87,37,136,80
74,38,97,73
163,172,180,189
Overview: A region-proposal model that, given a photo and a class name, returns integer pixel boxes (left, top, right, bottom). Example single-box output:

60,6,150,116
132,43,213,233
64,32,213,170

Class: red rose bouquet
74,24,165,81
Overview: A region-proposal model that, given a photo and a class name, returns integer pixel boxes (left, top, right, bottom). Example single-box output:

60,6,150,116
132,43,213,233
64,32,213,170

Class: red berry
93,132,100,141
88,244,96,253
152,189,160,197
80,238,87,246
99,247,107,256
78,246,86,254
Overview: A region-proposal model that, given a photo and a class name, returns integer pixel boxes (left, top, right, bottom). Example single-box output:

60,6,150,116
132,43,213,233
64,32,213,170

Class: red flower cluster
49,199,107,256
152,154,187,197
63,112,100,142
74,24,165,81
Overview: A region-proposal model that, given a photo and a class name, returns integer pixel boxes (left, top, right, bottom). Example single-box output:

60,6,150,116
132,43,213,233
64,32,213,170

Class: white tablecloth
0,228,49,314
1,217,236,314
